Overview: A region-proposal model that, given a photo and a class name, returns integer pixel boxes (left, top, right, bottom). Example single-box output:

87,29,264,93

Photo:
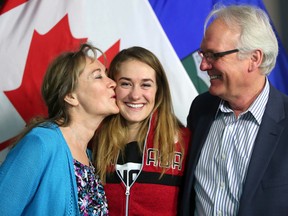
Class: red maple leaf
0,140,10,152
4,14,87,123
1,15,121,151
99,39,120,69
0,0,28,15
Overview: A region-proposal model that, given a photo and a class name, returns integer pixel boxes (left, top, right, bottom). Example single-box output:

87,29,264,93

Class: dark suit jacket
179,84,288,216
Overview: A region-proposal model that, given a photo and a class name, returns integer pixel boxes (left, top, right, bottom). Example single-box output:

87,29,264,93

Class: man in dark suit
179,4,288,216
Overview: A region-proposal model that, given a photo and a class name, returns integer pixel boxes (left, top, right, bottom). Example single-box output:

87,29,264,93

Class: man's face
199,19,251,102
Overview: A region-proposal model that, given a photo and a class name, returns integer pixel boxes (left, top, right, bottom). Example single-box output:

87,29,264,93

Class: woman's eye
142,83,152,88
119,82,131,88
90,70,103,79
95,75,102,79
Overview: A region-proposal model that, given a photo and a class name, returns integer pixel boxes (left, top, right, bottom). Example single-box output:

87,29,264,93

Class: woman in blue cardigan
0,43,119,215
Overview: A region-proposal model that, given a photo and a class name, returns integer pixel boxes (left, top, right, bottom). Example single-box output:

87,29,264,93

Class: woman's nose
129,86,141,100
108,77,116,89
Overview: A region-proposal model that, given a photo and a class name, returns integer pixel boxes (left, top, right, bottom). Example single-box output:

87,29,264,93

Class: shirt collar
215,78,270,124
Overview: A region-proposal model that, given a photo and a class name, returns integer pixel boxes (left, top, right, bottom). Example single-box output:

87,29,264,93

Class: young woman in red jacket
93,46,191,216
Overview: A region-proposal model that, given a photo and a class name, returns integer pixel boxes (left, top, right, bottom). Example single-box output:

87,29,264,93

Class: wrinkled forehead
202,19,240,49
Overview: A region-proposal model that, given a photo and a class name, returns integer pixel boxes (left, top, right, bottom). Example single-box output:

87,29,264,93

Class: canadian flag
0,0,197,163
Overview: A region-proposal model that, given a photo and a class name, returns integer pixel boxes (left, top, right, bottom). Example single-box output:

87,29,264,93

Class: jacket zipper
118,116,153,216
125,186,131,216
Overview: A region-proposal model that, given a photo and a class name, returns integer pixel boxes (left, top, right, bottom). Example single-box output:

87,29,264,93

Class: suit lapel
239,85,285,211
188,95,220,176
183,93,219,214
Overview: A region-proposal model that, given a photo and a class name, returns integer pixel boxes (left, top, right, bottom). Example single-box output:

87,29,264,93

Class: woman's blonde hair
93,46,184,183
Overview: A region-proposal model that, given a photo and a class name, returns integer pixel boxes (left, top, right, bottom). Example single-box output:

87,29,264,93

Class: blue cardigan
0,124,80,215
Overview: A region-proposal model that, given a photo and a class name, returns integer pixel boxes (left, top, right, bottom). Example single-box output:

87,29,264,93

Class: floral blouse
74,159,109,216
